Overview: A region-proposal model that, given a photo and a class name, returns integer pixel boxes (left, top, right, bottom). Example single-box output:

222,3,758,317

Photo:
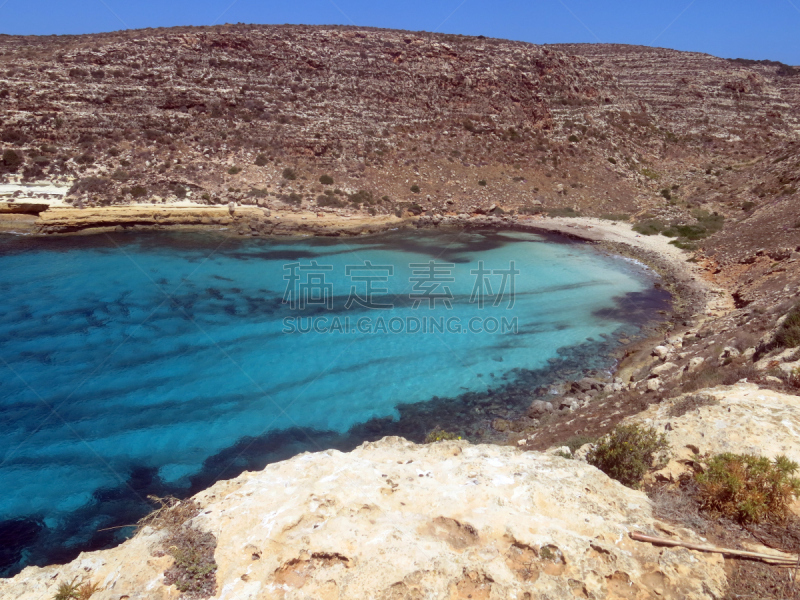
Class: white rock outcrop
630,383,800,479
1,437,725,600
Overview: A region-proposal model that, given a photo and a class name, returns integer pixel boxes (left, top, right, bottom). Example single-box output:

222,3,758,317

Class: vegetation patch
587,424,669,488
667,393,718,418
52,578,99,600
425,427,461,443
599,213,630,221
137,496,217,599
319,174,334,185
697,453,800,523
756,302,800,359
632,219,665,235
546,207,580,218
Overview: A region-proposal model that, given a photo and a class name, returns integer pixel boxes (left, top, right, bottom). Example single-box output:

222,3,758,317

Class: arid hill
1,25,799,303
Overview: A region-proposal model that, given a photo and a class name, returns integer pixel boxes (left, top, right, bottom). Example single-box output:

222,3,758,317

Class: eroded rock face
629,383,800,480
0,437,725,599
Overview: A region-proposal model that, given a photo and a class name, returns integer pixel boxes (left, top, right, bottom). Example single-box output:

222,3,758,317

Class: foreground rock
0,437,725,599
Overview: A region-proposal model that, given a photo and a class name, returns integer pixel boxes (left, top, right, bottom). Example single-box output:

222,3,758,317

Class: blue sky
1,0,799,64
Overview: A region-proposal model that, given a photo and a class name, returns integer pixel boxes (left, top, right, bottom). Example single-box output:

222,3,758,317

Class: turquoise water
0,229,668,574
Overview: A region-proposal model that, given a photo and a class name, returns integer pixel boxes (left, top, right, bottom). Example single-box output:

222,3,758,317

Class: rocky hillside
1,25,797,232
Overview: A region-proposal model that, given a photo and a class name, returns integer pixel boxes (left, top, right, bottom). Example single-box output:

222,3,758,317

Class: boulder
570,377,603,393
650,362,678,377
718,346,740,362
527,399,554,417
646,377,662,392
687,357,705,373
652,345,670,359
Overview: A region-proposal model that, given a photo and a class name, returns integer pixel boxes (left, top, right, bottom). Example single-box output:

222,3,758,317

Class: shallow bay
0,228,668,574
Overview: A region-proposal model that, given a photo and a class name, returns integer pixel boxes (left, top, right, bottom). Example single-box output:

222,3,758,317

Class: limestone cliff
0,437,725,600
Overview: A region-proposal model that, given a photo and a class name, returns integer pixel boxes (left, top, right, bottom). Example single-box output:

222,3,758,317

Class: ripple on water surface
0,228,670,574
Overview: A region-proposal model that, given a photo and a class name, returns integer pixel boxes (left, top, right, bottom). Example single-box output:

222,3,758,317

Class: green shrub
410,184,420,193
696,453,800,523
173,185,187,199
607,157,617,164
669,239,698,251
111,169,129,182
348,190,376,205
563,434,596,454
587,424,669,488
227,166,241,175
775,303,800,350
130,185,147,199
640,167,660,180
163,527,218,596
600,213,630,221
317,194,346,208
660,188,672,200
319,174,334,185
282,167,297,180
568,134,579,143
1,149,23,171
478,180,487,186
546,207,580,218
52,578,98,600
68,177,112,196
741,201,756,212
632,219,664,235
254,154,268,166
425,427,461,443
75,153,95,165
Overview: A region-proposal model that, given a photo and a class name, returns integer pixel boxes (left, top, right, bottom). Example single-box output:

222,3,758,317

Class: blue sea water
0,228,668,574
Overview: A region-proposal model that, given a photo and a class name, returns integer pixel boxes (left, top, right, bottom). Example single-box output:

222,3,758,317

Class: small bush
254,154,268,166
173,185,187,199
660,188,672,201
347,190,373,205
562,434,596,454
600,213,630,221
774,303,800,350
75,153,95,165
317,194,346,208
163,527,218,597
568,134,579,143
282,167,297,180
68,177,112,196
607,157,617,164
410,184,420,193
130,185,147,199
696,453,800,523
546,207,580,218
227,166,241,175
53,577,99,600
425,427,461,443
1,149,22,171
587,424,669,488
741,201,756,212
319,174,334,185
478,180,487,186
667,393,718,417
111,169,129,182
640,167,660,180
633,219,664,235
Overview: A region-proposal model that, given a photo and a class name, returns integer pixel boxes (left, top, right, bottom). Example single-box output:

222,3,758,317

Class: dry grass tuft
136,495,202,535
